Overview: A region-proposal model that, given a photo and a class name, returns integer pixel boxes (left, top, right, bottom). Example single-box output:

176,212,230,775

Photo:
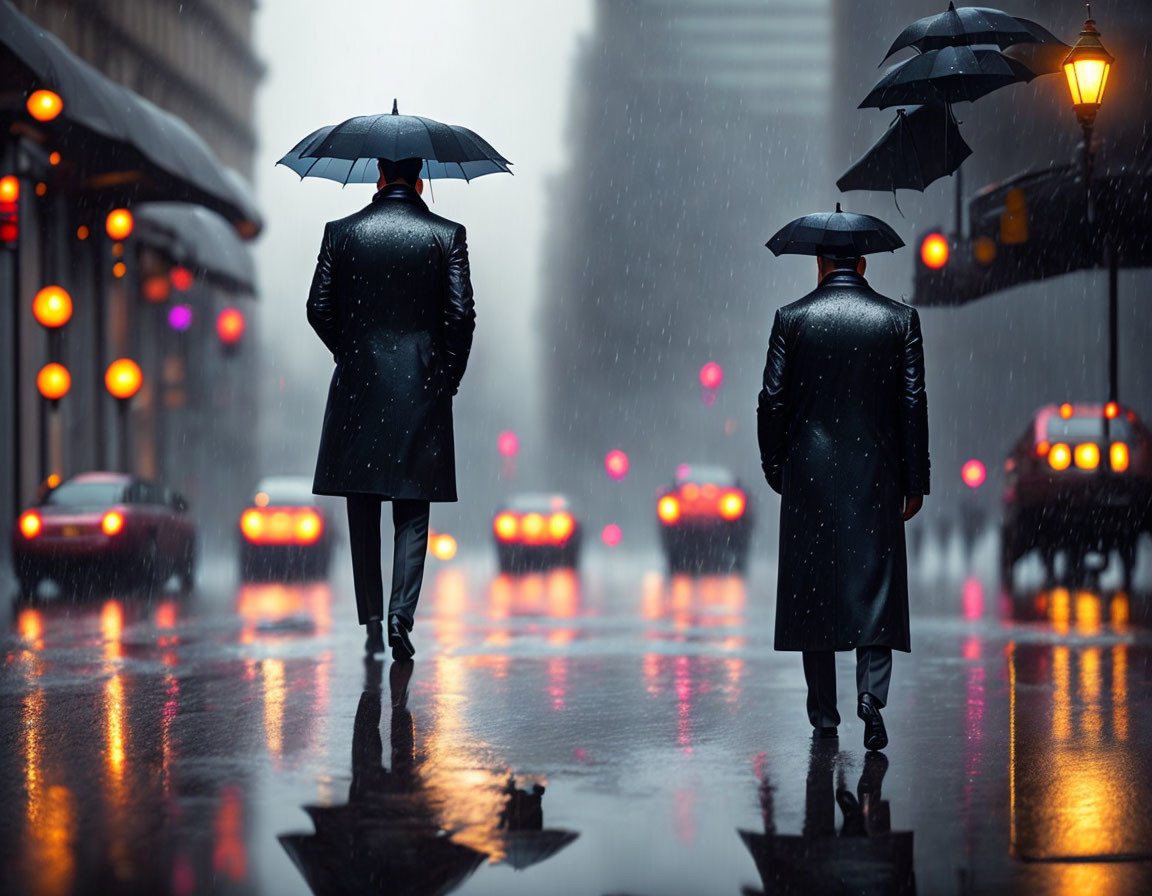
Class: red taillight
1110,442,1130,473
19,510,41,539
521,513,547,544
1073,443,1100,470
293,510,323,544
1035,440,1050,458
548,512,575,542
657,495,682,525
101,510,125,536
494,512,519,542
718,490,746,520
1105,402,1119,419
241,507,323,544
1048,443,1072,471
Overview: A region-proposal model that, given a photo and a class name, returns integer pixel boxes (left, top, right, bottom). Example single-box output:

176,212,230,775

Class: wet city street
2,550,1151,896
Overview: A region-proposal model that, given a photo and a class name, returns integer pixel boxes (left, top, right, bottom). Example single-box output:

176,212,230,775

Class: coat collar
372,183,428,210
818,269,869,289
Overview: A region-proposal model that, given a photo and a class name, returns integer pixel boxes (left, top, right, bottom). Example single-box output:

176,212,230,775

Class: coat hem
312,486,458,503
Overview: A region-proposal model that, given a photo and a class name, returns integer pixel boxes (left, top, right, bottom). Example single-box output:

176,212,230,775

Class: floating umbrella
837,104,972,195
277,99,512,184
766,204,905,259
881,3,1041,62
860,46,1035,109
1004,19,1071,76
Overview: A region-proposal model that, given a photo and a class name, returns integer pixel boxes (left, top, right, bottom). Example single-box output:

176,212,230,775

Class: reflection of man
308,158,475,659
758,254,930,750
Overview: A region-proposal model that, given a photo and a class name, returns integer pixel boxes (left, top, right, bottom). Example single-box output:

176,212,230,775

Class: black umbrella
766,204,905,259
1003,19,1071,76
860,46,1035,109
277,99,512,184
881,3,1041,62
837,104,972,195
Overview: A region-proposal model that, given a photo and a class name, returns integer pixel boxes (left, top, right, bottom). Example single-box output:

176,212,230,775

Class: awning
135,203,257,296
0,0,261,236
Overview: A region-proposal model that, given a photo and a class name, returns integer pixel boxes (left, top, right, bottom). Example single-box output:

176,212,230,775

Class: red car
657,464,753,574
492,494,582,573
12,472,196,595
1001,402,1152,585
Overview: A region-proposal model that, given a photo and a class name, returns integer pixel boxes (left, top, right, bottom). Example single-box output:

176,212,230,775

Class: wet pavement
2,552,1152,895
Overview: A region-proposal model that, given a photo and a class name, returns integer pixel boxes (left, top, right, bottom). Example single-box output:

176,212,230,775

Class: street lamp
105,358,143,472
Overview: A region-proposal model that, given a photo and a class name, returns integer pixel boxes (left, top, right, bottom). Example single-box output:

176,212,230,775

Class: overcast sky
251,0,593,468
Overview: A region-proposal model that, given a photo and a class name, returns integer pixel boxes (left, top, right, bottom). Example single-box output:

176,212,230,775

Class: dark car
657,464,753,574
1001,402,1152,585
238,476,335,581
12,472,196,595
492,494,582,573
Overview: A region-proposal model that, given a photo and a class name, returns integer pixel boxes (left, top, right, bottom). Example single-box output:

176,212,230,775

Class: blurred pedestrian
758,246,929,751
307,157,475,659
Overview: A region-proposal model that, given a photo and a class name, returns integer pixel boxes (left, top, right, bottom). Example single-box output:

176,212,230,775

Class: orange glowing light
718,491,746,519
34,182,46,197
48,151,61,166
169,266,195,292
1048,443,1072,471
1105,402,1119,419
1110,442,1129,473
240,509,264,540
294,510,323,544
46,473,61,489
1059,402,1074,419
104,358,143,400
142,275,170,302
658,495,682,525
32,285,72,328
101,510,125,536
36,363,71,401
522,512,546,540
548,512,575,541
216,308,245,345
0,175,18,202
973,236,997,264
1073,442,1100,470
112,261,127,279
920,233,949,269
431,534,458,560
105,208,134,240
1036,440,1050,457
76,225,89,240
19,510,41,539
254,492,270,507
494,512,519,542
26,90,63,122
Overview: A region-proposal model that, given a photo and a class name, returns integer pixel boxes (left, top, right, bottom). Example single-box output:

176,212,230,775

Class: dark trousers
801,647,892,729
346,496,430,628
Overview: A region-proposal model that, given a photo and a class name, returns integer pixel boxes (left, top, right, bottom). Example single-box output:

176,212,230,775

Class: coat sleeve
441,224,476,394
899,307,931,496
306,223,339,357
757,310,789,495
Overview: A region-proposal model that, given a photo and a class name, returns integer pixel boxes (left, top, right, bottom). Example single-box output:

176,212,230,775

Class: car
238,476,335,581
1000,402,1152,586
492,494,582,573
12,472,196,595
657,464,753,574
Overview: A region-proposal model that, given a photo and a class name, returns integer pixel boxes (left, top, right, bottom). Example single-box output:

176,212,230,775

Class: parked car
238,476,334,581
492,494,582,573
12,472,196,595
657,464,753,574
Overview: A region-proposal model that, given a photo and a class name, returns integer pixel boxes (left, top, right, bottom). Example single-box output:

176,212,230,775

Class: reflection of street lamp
1063,6,1118,405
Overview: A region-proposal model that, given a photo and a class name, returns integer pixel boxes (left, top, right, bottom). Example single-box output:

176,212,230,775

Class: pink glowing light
604,449,629,480
497,430,519,458
699,362,724,390
961,459,986,489
601,524,622,547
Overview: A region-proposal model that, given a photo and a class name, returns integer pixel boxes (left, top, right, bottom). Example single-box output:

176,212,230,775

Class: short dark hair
377,157,423,184
820,254,863,268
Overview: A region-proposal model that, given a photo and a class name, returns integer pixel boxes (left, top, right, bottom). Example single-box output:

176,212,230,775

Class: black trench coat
307,184,475,501
757,270,929,652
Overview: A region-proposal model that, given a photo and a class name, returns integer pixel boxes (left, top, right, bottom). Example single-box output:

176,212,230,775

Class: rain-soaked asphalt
2,549,1152,896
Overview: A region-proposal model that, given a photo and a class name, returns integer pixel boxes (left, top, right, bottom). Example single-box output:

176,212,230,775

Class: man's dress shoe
389,615,415,661
364,617,385,656
857,692,888,751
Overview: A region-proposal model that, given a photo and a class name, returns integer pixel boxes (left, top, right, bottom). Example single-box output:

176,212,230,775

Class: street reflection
280,658,578,894
740,742,916,895
236,581,332,642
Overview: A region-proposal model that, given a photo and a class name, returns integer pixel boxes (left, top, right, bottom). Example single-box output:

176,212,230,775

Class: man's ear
414,178,424,196
857,257,867,276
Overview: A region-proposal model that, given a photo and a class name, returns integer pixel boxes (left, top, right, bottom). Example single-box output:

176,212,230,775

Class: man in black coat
758,253,929,750
307,157,475,659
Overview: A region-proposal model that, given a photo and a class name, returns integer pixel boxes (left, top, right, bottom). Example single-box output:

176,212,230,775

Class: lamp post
105,358,143,472
1063,4,1116,405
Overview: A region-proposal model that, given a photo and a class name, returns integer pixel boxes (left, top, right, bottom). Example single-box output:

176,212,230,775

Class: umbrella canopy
277,99,512,184
1003,19,1071,76
860,46,1035,109
766,203,905,259
135,203,257,295
881,3,1041,61
837,104,972,194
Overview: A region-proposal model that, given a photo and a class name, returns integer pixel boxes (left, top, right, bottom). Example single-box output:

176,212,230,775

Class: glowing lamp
1063,13,1113,125
105,358,143,400
1048,443,1072,471
46,474,61,489
216,308,245,345
32,285,72,328
105,208,134,240
168,305,193,332
497,430,519,458
19,510,42,539
657,495,682,525
431,534,457,560
605,449,629,480
101,510,125,536
961,459,986,489
1110,442,1129,473
601,523,622,547
1059,402,1074,419
1073,442,1100,470
0,176,18,202
920,233,949,269
170,266,195,292
26,89,63,122
112,262,127,279
699,362,724,390
36,363,71,401
49,152,61,166
143,275,170,302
